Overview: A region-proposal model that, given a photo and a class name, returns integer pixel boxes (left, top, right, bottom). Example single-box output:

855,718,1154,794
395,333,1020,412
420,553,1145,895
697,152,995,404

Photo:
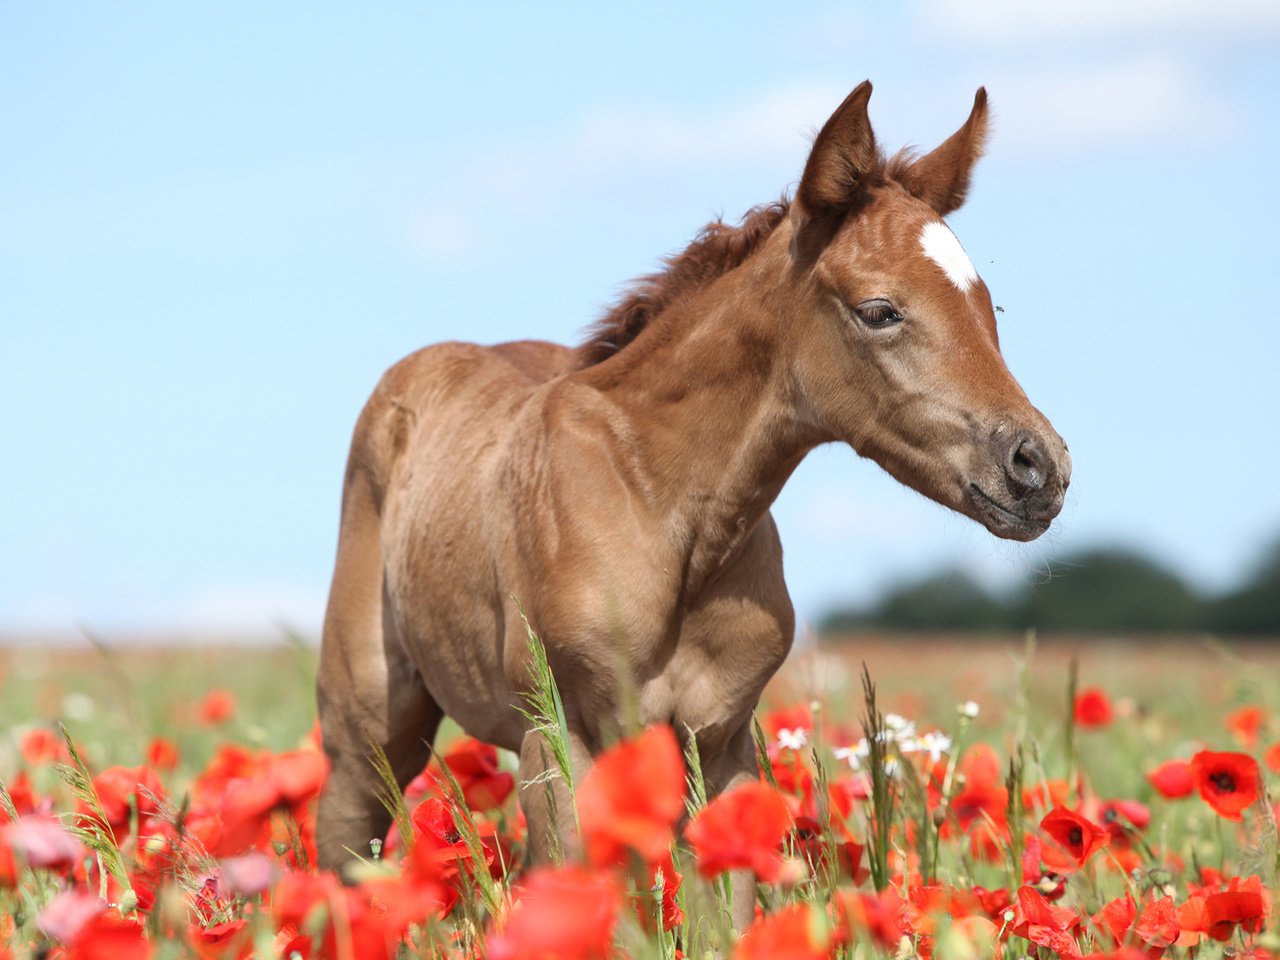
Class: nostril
1006,436,1049,496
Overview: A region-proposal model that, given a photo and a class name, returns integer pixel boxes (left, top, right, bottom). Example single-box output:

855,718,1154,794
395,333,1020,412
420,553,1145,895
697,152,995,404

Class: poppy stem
1064,658,1078,805
1215,814,1226,874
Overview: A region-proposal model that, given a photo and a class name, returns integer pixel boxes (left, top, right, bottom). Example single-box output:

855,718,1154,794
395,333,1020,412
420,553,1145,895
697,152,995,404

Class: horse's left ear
898,88,989,216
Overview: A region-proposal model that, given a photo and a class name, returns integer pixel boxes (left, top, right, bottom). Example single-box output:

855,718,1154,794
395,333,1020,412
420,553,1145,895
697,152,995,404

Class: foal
315,82,1070,907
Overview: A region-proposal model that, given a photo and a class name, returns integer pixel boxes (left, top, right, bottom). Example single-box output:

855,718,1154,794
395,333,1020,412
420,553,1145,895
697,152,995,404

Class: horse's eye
854,299,903,329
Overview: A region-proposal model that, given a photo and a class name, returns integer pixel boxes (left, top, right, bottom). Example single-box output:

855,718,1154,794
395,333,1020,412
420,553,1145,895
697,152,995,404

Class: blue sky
3,2,1279,638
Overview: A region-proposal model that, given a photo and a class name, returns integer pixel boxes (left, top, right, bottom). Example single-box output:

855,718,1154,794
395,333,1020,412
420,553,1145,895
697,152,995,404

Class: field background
5,633,1275,790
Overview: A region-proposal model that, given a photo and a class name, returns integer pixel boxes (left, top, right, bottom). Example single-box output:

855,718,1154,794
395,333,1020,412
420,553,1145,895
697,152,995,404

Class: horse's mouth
967,482,1052,541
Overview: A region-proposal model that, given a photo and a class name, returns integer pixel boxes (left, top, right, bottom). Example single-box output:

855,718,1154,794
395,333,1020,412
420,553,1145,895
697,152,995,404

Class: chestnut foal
315,81,1070,921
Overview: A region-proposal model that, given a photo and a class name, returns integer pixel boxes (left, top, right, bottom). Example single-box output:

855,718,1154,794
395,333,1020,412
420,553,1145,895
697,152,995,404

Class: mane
573,199,792,369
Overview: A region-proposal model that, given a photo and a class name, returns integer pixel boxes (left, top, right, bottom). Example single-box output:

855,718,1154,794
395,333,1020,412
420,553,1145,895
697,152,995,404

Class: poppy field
1,633,1278,960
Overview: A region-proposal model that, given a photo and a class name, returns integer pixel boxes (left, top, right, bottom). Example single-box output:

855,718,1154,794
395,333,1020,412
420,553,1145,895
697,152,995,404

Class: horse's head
785,81,1070,542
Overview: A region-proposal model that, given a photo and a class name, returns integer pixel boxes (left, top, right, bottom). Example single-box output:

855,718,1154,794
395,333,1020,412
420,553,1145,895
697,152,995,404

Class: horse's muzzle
969,428,1071,541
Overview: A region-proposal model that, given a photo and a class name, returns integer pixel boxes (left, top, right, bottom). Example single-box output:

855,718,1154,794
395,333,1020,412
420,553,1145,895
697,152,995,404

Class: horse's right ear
792,81,878,260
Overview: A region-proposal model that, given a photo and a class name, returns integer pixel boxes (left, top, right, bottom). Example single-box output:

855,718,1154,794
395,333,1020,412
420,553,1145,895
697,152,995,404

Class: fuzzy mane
570,141,939,371
573,199,792,369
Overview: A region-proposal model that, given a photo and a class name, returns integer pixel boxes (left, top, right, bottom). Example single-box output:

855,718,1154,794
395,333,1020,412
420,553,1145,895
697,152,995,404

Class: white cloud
917,0,1280,44
407,82,844,261
981,54,1241,156
559,84,839,173
406,0,1268,263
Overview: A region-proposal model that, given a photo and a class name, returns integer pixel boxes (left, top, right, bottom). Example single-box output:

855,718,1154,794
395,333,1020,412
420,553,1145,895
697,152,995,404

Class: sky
2,2,1279,640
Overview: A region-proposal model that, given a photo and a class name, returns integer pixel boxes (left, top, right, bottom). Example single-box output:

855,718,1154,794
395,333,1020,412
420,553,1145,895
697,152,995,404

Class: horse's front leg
517,726,593,865
702,721,763,937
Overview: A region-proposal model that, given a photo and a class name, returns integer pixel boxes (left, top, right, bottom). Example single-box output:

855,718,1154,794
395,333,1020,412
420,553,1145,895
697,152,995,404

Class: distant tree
817,538,1280,638
818,568,1009,633
1011,547,1200,633
1203,537,1280,635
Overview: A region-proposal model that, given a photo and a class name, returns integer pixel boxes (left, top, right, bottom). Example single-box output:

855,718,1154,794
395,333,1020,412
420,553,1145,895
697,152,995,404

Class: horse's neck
575,258,818,584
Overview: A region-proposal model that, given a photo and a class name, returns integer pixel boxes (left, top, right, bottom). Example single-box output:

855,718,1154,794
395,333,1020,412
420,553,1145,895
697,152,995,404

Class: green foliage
1204,538,1280,636
1014,547,1200,632
822,569,1009,634
819,536,1280,636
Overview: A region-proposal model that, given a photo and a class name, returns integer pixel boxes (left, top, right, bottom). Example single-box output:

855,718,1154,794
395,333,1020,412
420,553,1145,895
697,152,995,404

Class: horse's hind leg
315,467,441,875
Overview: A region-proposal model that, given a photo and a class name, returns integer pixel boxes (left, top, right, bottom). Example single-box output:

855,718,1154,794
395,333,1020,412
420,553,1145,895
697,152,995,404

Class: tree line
818,535,1280,636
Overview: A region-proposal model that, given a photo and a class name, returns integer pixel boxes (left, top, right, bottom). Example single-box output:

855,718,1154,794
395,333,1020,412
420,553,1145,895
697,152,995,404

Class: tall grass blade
365,733,415,857
512,604,579,831
860,664,894,893
683,725,709,817
54,723,135,907
0,778,19,823
752,714,779,791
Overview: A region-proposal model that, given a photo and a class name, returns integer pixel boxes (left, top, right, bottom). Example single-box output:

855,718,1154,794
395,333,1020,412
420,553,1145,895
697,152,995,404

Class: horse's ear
898,88,989,217
796,81,878,213
792,81,877,261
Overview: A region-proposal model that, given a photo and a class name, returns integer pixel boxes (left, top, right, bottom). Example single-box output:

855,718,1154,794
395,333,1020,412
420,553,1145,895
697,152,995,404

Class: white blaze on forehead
920,221,978,291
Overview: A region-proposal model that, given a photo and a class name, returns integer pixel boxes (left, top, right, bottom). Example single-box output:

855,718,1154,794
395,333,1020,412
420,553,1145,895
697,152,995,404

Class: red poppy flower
762,704,812,741
1011,885,1082,958
736,903,830,960
949,744,1009,831
1205,887,1266,941
770,750,816,813
1039,808,1111,875
4,771,39,817
1264,743,1280,774
442,737,515,812
1176,896,1210,947
274,870,411,960
271,869,343,929
211,747,328,856
793,814,869,885
194,918,250,959
904,883,987,939
685,781,792,881
1226,706,1268,749
636,851,684,932
1190,750,1261,821
59,909,151,960
1096,798,1151,846
409,795,493,881
1135,896,1180,950
577,725,685,867
1092,894,1136,946
974,885,1012,920
146,737,179,772
1020,836,1066,900
271,747,328,806
1147,759,1195,799
836,888,905,951
84,765,166,840
361,870,457,934
197,688,237,725
18,727,68,766
1074,688,1113,727
1023,779,1071,811
486,866,622,960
